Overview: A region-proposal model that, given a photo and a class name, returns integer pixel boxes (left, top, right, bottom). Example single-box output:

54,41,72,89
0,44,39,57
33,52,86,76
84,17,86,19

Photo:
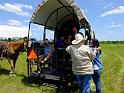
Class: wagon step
42,83,58,88
43,74,60,81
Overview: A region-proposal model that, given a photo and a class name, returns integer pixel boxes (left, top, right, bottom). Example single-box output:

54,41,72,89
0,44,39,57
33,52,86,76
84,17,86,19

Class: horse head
22,37,28,52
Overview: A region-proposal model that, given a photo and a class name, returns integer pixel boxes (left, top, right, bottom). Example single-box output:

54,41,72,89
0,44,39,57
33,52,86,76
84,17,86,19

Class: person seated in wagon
39,39,54,66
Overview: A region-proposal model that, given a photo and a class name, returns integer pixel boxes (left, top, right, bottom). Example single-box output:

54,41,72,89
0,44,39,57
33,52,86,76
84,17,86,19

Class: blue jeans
92,69,102,93
76,74,92,93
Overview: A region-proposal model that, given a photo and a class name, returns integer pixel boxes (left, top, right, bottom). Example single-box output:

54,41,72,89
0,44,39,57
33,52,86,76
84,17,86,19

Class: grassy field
100,44,124,93
0,44,124,93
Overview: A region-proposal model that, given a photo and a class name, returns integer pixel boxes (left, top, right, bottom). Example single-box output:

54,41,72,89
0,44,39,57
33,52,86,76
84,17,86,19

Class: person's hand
41,61,44,63
95,46,101,51
44,58,47,62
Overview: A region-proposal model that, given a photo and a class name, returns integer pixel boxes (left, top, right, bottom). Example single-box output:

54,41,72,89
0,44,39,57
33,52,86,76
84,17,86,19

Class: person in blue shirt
89,39,103,93
39,39,54,64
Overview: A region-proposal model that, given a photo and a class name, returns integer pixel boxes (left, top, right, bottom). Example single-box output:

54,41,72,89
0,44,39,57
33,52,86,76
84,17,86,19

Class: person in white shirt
89,39,103,93
66,33,96,93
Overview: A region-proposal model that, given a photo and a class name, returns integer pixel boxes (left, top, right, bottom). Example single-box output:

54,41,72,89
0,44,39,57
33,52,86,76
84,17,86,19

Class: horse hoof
9,73,16,76
9,71,16,76
13,74,16,76
9,73,13,76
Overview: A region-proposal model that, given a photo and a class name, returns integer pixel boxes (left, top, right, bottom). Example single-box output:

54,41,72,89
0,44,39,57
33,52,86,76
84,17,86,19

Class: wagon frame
27,0,95,87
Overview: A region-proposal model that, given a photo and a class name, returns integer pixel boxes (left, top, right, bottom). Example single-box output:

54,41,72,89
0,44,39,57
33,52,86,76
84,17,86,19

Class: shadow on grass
55,83,80,93
21,76,44,88
56,88,96,93
0,68,10,75
21,75,80,93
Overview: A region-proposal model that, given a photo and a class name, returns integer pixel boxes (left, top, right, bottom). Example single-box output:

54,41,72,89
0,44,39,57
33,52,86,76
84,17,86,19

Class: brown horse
0,38,27,76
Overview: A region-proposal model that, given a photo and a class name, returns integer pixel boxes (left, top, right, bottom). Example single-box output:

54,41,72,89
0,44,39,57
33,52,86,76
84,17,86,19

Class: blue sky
0,0,124,41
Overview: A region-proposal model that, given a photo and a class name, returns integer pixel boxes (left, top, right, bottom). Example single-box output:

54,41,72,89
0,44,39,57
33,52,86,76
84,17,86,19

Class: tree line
100,41,124,44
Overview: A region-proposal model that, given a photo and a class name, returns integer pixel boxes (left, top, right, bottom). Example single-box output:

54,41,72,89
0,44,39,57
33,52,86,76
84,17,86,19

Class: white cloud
110,24,122,28
103,3,113,10
0,25,32,38
110,22,122,28
0,3,32,16
32,25,44,31
15,3,33,9
101,6,124,17
109,31,114,34
7,19,22,27
0,19,27,27
24,20,30,23
38,25,44,30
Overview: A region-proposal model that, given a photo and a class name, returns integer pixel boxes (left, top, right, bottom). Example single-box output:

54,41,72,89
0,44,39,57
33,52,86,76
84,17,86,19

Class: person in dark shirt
57,36,64,48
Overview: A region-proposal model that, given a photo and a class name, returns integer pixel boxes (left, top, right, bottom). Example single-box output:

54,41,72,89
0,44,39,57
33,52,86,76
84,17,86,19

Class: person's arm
95,46,102,55
90,48,97,60
95,46,101,51
90,46,102,60
65,45,71,54
43,45,54,62
43,52,52,62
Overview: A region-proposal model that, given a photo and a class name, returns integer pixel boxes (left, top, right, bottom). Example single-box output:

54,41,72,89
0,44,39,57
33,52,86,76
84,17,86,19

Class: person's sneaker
41,61,44,63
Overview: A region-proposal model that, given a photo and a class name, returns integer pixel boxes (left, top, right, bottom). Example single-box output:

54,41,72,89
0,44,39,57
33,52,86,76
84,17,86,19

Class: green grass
100,44,124,93
0,44,124,93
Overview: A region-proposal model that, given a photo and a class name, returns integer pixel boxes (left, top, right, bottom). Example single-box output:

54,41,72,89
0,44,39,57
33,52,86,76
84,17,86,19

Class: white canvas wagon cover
30,0,94,38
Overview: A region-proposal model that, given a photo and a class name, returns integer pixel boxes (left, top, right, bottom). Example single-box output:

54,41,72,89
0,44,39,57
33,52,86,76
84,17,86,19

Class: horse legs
13,54,19,70
0,50,3,60
8,54,18,76
8,58,16,76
